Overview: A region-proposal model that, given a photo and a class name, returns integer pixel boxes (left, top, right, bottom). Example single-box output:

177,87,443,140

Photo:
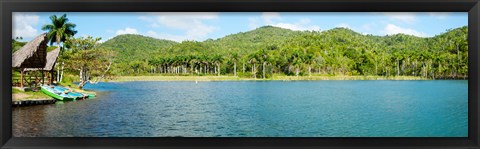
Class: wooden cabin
24,47,60,85
12,33,48,88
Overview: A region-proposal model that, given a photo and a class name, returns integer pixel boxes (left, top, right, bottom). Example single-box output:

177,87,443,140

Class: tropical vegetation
13,14,469,90
100,26,468,80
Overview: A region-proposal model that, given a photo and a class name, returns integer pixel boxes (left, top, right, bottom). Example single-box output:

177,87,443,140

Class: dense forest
99,25,468,79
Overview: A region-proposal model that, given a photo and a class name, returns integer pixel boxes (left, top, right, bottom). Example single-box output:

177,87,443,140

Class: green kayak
40,85,76,101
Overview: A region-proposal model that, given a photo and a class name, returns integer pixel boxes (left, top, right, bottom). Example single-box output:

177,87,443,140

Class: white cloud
273,21,320,31
115,27,138,35
383,12,416,23
248,18,260,29
261,12,282,24
428,12,449,20
12,13,39,39
361,32,371,35
146,30,187,42
382,24,428,37
139,12,219,41
336,23,351,29
249,13,320,31
99,36,115,43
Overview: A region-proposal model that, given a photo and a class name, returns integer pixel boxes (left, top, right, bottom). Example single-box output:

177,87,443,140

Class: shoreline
108,75,434,82
12,85,96,102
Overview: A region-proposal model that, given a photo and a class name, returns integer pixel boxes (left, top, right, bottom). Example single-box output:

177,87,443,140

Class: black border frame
1,0,479,148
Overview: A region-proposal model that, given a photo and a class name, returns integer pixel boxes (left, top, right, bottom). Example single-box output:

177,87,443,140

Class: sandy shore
109,75,428,82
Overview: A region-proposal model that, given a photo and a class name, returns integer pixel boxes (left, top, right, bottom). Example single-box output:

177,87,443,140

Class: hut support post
42,70,45,85
49,71,53,85
20,69,24,88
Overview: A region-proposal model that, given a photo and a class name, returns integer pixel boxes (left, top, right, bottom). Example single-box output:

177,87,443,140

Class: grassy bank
12,88,51,101
11,74,96,100
110,75,428,82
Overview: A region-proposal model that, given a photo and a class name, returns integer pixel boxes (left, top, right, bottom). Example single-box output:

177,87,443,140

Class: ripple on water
12,81,468,137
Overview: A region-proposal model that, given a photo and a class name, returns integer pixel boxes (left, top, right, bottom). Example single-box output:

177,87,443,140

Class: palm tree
189,56,199,75
259,49,269,79
304,53,315,76
315,54,325,74
202,55,209,75
42,14,77,48
231,53,239,77
213,55,224,76
291,50,303,77
248,54,257,79
42,14,77,83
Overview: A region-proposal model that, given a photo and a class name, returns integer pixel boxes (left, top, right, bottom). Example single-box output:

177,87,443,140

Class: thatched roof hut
12,33,48,69
24,47,60,71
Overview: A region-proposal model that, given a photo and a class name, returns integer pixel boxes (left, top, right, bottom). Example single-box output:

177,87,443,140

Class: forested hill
99,34,177,61
204,26,303,53
100,25,468,79
100,26,302,57
100,34,177,51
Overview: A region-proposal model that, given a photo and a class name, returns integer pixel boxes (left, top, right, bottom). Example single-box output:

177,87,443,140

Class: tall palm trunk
60,62,64,82
217,64,221,76
295,66,299,77
252,63,256,78
56,44,63,83
396,60,400,76
234,62,237,77
57,62,60,83
262,62,266,79
308,66,312,76
195,65,199,75
243,63,245,73
204,64,207,75
79,66,82,83
288,64,292,74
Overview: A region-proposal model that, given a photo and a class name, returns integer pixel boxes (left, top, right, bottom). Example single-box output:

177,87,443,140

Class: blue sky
13,12,467,43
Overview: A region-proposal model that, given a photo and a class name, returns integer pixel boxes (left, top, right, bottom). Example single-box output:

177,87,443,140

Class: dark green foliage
98,34,178,75
100,26,468,79
12,39,26,53
41,14,77,46
99,34,177,52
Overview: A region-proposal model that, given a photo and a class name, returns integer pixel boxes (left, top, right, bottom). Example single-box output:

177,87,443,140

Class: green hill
99,25,468,79
99,34,177,60
206,26,303,53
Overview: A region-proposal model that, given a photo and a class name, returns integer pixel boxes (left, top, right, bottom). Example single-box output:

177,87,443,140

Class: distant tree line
101,26,467,79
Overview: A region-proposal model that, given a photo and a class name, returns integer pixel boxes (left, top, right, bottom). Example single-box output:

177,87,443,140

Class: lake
13,80,468,137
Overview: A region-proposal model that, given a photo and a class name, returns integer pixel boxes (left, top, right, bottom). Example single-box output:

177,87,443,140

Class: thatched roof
12,33,48,68
24,47,60,71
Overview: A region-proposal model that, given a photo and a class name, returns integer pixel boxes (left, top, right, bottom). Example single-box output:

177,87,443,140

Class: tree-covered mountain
204,26,304,54
99,34,177,60
99,25,468,79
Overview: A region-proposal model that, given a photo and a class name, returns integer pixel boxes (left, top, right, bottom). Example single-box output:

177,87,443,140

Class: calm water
13,80,468,137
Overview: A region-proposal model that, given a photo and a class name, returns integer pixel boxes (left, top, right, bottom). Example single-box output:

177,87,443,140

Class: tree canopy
97,25,467,79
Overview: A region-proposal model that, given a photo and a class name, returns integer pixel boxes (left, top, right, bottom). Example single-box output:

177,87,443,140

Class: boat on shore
54,85,90,100
40,85,91,101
